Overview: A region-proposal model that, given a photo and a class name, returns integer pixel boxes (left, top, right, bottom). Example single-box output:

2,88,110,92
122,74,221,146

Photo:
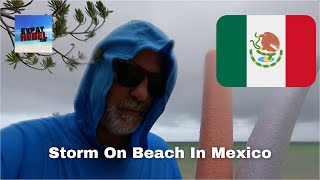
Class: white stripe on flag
246,15,286,87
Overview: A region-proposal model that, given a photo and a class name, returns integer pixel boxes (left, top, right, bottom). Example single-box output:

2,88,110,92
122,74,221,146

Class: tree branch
0,10,15,20
2,0,111,73
53,47,87,66
51,0,67,16
69,22,81,34
36,52,58,57
0,16,14,47
0,24,7,31
69,18,93,34
1,0,33,12
70,34,88,41
52,47,71,63
70,33,88,41
65,43,75,56
92,19,105,31
17,53,47,71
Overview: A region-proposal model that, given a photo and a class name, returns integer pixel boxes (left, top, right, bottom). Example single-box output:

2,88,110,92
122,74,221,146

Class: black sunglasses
113,60,166,97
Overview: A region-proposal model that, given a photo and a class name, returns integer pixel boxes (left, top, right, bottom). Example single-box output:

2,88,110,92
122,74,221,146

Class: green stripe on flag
217,15,247,87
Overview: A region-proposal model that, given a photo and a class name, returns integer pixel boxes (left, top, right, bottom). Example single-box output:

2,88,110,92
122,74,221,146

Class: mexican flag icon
216,15,316,87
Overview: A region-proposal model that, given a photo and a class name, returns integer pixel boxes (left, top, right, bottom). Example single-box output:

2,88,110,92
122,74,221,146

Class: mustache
106,99,149,115
118,99,148,112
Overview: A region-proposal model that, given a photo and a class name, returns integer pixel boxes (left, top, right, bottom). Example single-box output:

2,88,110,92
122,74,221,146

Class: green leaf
74,8,84,24
66,59,80,71
95,1,108,19
41,57,56,68
40,57,56,74
78,51,86,60
3,0,25,13
29,56,39,65
5,51,21,69
24,53,39,65
94,48,103,61
85,31,95,39
26,53,35,58
92,16,98,25
70,55,76,60
53,112,60,116
48,0,70,15
46,57,56,68
85,1,97,19
53,15,67,38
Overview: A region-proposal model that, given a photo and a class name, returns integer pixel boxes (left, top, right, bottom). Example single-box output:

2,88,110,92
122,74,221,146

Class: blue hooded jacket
1,20,182,179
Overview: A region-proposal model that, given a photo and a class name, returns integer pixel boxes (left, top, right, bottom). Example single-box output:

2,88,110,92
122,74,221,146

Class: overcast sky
1,0,319,141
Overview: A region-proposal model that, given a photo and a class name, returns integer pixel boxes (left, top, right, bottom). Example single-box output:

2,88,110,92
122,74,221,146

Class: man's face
101,50,164,135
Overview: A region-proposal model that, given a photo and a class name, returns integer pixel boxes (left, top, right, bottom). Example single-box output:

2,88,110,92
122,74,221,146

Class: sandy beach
15,42,52,53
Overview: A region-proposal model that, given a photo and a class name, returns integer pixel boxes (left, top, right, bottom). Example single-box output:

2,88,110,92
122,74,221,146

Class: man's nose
129,77,150,102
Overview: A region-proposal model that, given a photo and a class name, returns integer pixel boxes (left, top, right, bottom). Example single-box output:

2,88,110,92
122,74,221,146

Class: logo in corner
14,15,53,53
249,32,283,68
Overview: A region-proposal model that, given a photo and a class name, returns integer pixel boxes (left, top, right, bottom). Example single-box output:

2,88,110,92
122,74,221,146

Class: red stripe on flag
286,15,316,87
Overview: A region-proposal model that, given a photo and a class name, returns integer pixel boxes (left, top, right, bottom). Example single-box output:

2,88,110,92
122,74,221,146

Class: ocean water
168,142,319,179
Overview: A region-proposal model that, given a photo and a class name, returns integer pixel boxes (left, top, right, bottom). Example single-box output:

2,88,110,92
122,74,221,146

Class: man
1,20,181,179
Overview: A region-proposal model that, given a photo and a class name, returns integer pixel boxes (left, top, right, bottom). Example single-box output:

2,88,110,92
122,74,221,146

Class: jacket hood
74,20,177,149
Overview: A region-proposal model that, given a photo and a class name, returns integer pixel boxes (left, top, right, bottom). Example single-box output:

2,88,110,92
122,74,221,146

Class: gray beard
102,99,147,135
